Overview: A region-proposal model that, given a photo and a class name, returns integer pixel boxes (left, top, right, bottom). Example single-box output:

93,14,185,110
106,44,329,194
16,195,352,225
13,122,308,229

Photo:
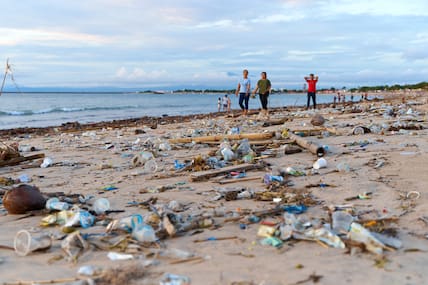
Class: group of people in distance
219,69,319,119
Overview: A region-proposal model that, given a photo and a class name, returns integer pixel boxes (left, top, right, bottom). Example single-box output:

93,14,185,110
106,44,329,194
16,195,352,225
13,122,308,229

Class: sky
0,0,427,91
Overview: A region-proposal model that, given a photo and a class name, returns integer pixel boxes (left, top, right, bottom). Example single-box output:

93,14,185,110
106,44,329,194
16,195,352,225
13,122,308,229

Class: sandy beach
0,92,427,285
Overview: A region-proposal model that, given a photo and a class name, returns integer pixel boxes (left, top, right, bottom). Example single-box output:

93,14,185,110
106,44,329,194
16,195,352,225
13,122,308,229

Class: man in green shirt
252,71,271,119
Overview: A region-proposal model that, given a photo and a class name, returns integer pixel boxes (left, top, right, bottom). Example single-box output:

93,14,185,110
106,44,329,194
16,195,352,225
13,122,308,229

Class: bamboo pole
287,132,325,157
0,153,45,167
190,163,264,182
0,59,9,97
169,132,275,144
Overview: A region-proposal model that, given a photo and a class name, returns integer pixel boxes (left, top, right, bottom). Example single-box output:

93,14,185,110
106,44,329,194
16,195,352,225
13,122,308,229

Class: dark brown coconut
3,184,46,214
310,114,325,126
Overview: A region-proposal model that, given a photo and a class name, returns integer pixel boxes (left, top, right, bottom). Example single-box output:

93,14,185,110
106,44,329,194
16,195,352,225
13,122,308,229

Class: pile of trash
256,209,402,255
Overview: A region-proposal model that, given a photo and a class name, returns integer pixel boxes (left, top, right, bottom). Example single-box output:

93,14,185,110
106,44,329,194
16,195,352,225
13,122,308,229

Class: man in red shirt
304,73,318,109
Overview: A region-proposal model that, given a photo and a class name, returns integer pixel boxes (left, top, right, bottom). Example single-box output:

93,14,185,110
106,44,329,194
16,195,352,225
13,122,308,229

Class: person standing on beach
252,71,271,119
217,97,222,112
222,95,229,112
304,73,318,110
235,69,251,116
226,95,231,112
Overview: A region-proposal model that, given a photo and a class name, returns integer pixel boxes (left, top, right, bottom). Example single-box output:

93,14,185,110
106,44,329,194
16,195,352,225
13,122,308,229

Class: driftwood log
0,153,45,167
288,132,325,157
169,132,275,144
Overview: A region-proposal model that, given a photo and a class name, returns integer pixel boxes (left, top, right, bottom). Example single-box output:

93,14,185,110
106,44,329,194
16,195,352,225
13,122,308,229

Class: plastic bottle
263,174,284,184
45,198,70,211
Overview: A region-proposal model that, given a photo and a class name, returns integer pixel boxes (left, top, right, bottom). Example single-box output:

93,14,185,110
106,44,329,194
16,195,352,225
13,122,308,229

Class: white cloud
251,13,305,23
322,0,428,16
240,51,267,57
115,67,168,81
0,28,111,47
194,19,235,29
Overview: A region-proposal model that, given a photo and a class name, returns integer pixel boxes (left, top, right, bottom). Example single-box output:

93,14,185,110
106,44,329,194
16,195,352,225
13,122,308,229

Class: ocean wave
0,105,143,116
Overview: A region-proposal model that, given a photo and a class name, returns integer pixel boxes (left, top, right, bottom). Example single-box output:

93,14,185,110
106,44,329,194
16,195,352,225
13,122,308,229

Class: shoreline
0,98,386,137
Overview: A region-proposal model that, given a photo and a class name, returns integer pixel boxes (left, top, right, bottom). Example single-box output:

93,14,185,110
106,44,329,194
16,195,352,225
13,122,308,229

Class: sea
0,92,340,130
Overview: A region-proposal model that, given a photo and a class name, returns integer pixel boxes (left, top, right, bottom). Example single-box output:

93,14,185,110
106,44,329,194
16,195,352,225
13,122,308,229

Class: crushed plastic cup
18,174,31,183
132,151,155,167
106,214,143,233
132,223,158,242
284,166,305,176
77,265,101,277
40,157,53,168
159,141,172,151
303,227,345,249
14,230,52,256
174,160,186,170
313,157,327,170
236,139,252,156
107,251,134,261
332,211,354,234
79,211,95,228
260,237,283,248
336,162,351,172
45,197,70,211
263,174,284,185
92,198,110,215
160,273,191,285
61,231,89,262
141,151,155,162
348,222,385,255
144,159,158,173
221,148,235,161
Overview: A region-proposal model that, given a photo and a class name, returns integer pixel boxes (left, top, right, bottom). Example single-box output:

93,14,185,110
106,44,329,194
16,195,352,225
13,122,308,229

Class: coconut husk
0,142,20,161
3,184,46,214
310,114,325,126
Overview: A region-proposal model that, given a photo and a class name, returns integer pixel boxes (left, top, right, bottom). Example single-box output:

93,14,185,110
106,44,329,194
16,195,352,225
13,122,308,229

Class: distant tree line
347,81,428,93
138,81,428,94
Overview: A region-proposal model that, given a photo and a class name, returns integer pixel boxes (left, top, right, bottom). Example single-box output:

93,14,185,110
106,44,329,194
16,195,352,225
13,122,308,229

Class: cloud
0,27,111,47
115,67,168,81
321,0,428,16
240,51,267,57
194,19,235,29
251,13,305,23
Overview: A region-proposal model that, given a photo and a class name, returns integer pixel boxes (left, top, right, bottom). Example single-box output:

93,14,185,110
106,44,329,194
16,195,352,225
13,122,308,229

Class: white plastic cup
14,230,52,256
93,198,110,215
40,157,53,168
313,158,327,169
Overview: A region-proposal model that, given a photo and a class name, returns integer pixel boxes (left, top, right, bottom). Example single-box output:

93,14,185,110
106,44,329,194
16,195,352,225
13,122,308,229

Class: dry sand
0,93,427,285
